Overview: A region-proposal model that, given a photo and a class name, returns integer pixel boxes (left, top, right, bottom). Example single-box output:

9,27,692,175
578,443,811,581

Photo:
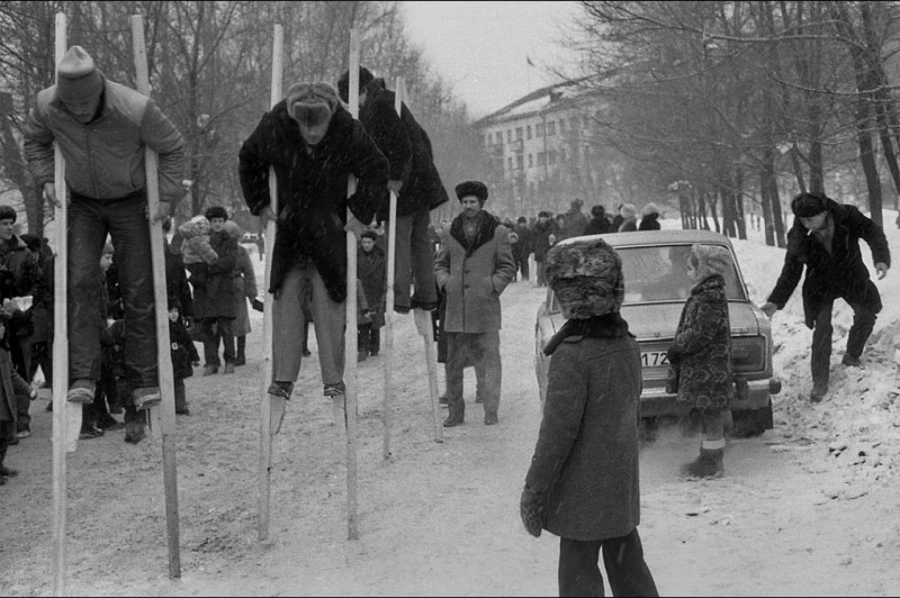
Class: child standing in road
0,312,36,484
666,243,734,479
521,238,658,597
169,304,199,415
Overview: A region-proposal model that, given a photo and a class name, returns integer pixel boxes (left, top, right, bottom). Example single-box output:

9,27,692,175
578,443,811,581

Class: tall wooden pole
258,23,283,542
381,77,401,461
344,28,361,541
51,15,70,597
131,14,181,578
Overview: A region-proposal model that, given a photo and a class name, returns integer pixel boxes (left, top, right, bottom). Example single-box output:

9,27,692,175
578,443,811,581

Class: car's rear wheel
730,398,774,438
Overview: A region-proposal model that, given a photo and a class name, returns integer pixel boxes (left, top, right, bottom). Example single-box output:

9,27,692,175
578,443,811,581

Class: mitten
520,486,544,538
251,298,264,312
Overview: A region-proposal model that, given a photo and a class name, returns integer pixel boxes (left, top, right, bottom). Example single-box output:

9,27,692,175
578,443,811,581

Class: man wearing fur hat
434,181,516,426
520,238,658,596
23,45,186,410
239,81,388,402
761,191,889,402
338,67,449,314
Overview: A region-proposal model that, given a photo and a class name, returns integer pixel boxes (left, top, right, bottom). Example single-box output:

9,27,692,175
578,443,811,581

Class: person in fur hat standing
520,238,658,597
761,191,889,402
666,243,735,479
434,181,516,427
338,67,449,314
23,45,186,412
239,81,388,404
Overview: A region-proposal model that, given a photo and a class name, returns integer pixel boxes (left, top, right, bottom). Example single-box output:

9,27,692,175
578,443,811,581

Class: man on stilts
23,45,185,421
238,81,388,407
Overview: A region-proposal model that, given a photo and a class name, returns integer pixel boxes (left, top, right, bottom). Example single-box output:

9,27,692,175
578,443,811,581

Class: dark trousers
202,317,235,366
68,193,157,388
811,297,878,387
359,326,380,355
0,419,13,467
514,253,530,281
445,330,501,419
558,529,658,597
387,207,438,310
174,378,187,413
536,259,547,286
28,341,51,386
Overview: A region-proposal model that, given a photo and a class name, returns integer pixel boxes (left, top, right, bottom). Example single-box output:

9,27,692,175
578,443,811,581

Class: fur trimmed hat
690,243,732,278
205,206,228,221
545,239,624,319
791,192,828,218
641,202,659,217
285,82,339,127
455,180,488,204
360,229,378,241
0,205,16,223
57,46,104,104
620,203,636,219
337,67,375,103
538,210,551,219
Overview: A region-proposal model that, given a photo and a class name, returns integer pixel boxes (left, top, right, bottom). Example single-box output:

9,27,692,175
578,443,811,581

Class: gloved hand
760,301,777,318
520,486,544,538
251,298,264,312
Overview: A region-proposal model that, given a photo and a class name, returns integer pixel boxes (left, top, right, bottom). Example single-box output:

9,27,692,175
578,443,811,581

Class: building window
528,154,533,168
559,118,565,132
547,121,556,136
537,152,546,167
495,131,502,144
516,155,524,170
549,150,557,165
516,127,523,140
536,123,545,137
529,182,535,197
508,157,513,172
507,129,512,143
527,125,532,140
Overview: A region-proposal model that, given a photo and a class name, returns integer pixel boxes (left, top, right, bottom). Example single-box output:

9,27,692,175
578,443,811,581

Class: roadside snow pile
732,230,900,485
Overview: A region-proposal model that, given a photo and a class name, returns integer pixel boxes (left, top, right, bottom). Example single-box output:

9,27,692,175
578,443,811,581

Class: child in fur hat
178,215,218,265
666,243,734,479
521,238,658,597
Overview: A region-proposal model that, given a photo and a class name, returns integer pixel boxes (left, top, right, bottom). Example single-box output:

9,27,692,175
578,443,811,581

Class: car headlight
731,336,766,372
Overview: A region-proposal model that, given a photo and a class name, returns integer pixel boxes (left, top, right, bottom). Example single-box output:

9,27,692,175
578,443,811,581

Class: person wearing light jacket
23,45,186,412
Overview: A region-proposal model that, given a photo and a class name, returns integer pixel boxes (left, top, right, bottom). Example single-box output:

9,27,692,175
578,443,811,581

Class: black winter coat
188,230,236,320
639,213,661,230
532,219,557,262
357,245,386,329
361,78,449,219
584,216,612,235
767,199,890,328
169,317,199,380
238,102,389,301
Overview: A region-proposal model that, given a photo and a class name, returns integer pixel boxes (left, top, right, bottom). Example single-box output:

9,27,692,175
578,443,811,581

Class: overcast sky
401,1,582,119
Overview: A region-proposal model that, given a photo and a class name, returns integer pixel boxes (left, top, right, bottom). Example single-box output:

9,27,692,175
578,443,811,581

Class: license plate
641,351,669,367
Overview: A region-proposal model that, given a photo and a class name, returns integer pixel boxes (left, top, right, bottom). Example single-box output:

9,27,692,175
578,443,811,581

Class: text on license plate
641,352,669,367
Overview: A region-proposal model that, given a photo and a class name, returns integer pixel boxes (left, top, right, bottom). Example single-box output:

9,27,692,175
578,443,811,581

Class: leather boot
443,397,465,427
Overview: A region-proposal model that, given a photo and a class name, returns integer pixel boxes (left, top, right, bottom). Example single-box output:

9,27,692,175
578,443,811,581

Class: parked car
534,229,781,436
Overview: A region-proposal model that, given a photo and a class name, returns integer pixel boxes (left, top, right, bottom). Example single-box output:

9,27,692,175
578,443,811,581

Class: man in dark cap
761,191,890,402
239,80,388,405
338,67,449,314
434,181,515,427
23,45,185,411
357,228,386,358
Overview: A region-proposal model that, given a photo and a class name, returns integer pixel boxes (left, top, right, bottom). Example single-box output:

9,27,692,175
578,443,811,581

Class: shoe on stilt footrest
323,381,345,398
267,381,294,400
133,386,161,411
66,379,95,404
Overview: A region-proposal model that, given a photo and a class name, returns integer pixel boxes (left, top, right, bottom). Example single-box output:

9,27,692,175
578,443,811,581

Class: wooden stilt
344,28,361,541
258,23,283,542
51,15,70,597
131,14,181,579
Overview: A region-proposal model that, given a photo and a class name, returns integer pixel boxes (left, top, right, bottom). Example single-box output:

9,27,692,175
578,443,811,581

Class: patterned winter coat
666,274,733,411
525,314,642,541
188,229,237,320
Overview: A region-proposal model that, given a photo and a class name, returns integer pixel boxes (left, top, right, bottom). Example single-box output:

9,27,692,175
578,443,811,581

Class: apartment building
472,79,606,219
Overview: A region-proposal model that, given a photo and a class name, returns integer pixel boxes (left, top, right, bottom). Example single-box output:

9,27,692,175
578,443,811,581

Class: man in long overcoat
434,181,515,427
761,192,889,402
357,229,386,357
